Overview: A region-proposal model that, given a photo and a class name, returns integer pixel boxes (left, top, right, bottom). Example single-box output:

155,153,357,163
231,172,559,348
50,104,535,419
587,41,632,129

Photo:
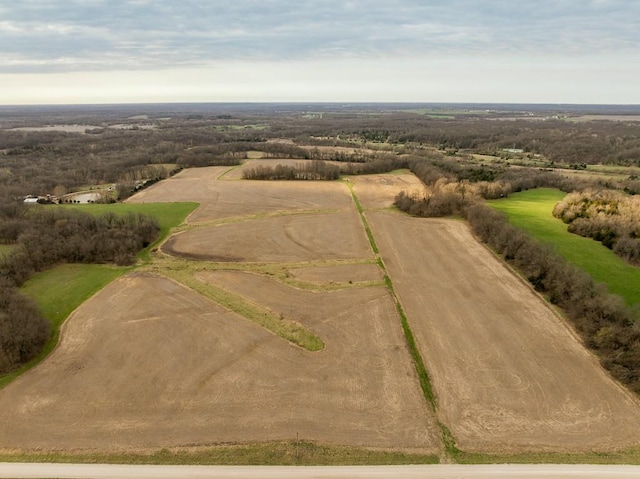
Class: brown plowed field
0,272,437,452
369,211,640,453
289,263,383,284
350,173,427,210
6,165,640,456
127,166,352,222
0,168,439,453
163,210,371,262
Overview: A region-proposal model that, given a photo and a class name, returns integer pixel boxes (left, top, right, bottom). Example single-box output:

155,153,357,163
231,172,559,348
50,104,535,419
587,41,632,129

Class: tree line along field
2,104,640,464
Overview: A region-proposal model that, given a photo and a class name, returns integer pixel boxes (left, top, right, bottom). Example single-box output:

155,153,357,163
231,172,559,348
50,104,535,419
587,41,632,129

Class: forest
1,102,640,382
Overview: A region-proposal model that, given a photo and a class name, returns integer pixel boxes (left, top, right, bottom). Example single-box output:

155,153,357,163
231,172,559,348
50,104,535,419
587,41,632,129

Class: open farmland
349,172,427,210
163,210,370,262
4,162,640,459
0,165,439,454
0,272,436,451
128,166,352,223
369,211,640,453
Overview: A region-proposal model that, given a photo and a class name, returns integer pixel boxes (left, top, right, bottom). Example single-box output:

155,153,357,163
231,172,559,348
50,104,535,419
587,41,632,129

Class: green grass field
487,188,640,306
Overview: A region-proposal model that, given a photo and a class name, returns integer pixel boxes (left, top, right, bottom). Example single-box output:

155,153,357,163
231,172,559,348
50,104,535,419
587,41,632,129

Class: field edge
0,441,439,466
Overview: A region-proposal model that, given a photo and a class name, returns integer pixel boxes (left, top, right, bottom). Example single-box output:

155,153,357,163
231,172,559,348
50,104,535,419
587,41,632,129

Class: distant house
23,196,39,204
502,148,524,154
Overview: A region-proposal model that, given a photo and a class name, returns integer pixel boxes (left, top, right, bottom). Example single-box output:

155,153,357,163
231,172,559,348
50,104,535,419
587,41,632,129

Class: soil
350,173,427,210
0,168,438,453
162,210,372,263
369,211,640,453
0,272,437,452
289,263,383,284
5,167,640,455
127,166,352,223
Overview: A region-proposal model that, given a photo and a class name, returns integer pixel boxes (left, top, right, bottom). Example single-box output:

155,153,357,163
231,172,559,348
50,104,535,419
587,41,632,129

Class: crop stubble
369,211,640,453
4,167,639,455
0,272,436,451
0,167,438,453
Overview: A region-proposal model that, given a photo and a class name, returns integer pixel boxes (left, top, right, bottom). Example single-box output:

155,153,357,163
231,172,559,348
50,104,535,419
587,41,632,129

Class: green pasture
487,188,640,306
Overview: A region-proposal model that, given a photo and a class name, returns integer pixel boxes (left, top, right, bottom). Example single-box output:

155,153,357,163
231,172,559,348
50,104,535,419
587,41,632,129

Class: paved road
3,464,640,479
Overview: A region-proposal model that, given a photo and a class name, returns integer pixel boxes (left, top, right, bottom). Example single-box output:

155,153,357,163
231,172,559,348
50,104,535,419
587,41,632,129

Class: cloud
1,0,638,73
1,0,639,104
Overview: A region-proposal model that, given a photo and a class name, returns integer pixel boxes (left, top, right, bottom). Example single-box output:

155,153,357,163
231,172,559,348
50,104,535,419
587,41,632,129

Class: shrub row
242,161,340,181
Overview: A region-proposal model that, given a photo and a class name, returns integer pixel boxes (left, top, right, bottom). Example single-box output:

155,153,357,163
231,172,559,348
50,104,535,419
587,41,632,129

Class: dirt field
289,263,383,284
349,173,427,210
0,272,437,452
369,211,640,453
6,165,640,456
0,167,439,453
163,210,371,262
128,166,352,223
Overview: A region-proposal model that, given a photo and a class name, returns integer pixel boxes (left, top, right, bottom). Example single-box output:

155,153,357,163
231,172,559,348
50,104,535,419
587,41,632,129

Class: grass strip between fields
347,181,454,458
345,180,379,255
0,441,438,466
160,266,325,352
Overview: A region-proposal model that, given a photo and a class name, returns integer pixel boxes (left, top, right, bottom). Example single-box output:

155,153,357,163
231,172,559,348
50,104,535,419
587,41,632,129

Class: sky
1,0,639,105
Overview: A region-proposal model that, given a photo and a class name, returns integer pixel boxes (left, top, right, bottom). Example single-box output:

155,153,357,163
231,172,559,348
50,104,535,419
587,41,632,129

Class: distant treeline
3,109,640,205
0,205,159,374
242,160,340,181
284,114,640,166
242,157,410,181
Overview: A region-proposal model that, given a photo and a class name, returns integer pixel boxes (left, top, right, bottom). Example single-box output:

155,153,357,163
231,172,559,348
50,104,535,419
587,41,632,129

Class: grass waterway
488,188,640,306
160,264,325,352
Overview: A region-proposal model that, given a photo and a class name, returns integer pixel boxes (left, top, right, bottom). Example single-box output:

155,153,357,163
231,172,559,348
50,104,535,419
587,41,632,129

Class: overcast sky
1,0,639,105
